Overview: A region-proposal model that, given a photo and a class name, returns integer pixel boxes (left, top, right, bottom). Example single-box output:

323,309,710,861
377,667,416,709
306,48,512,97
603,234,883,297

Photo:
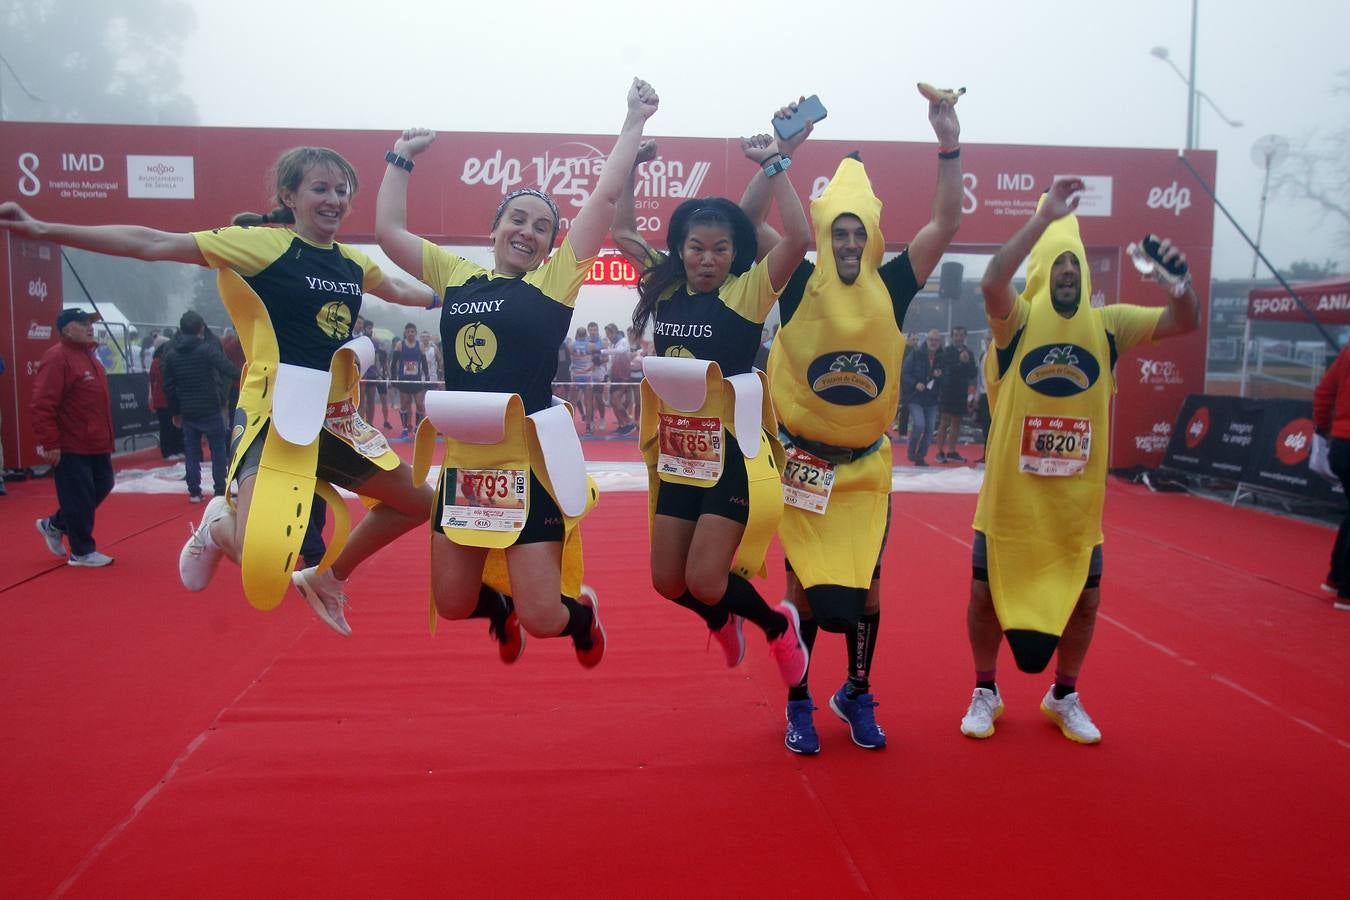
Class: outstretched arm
1147,235,1201,340
906,99,963,284
568,77,659,260
0,201,205,265
369,271,440,309
376,128,437,282
611,139,659,268
980,176,1084,321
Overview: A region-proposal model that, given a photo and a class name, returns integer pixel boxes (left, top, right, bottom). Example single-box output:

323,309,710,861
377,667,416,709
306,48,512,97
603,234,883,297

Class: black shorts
654,429,750,525
939,400,967,417
232,420,382,492
971,530,1103,590
436,468,565,545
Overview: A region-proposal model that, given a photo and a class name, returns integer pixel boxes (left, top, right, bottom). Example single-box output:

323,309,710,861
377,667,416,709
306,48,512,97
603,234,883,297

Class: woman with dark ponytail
0,146,439,635
612,108,814,691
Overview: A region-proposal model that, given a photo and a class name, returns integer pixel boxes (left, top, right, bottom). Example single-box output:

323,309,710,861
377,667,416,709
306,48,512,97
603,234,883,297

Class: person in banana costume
749,90,963,753
960,176,1199,744
375,78,660,669
0,148,442,635
612,103,814,691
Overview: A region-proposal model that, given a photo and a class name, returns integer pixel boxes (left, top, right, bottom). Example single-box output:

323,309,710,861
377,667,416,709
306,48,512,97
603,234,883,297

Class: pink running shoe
766,602,809,686
575,586,606,668
708,615,746,667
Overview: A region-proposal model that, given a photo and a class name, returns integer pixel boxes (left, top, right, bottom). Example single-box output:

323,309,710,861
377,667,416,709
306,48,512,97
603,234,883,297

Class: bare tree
1277,71,1350,256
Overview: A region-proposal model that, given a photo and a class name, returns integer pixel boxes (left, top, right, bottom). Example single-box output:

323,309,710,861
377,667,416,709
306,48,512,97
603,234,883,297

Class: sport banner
1246,398,1339,501
107,373,155,440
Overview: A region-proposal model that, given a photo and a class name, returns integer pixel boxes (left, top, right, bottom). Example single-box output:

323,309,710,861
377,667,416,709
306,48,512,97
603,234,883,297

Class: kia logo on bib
1019,344,1100,397
808,351,884,405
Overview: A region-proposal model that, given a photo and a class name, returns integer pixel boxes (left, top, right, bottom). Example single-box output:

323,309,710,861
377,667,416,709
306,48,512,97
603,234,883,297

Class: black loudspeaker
939,261,964,300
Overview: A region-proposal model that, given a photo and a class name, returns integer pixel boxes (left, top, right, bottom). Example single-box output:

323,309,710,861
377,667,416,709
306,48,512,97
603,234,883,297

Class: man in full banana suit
960,176,1199,744
751,89,963,753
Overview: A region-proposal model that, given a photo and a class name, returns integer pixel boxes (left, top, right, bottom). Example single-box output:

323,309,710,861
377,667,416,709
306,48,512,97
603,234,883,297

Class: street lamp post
1149,45,1242,148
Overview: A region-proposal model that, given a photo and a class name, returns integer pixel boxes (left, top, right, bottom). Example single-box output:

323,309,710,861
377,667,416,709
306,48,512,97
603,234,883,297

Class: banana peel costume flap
414,392,598,634
639,356,785,580
973,207,1112,673
767,157,901,592
218,269,400,612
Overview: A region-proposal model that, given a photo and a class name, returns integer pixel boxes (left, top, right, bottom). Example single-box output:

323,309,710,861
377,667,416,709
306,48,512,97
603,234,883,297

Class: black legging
1327,437,1350,598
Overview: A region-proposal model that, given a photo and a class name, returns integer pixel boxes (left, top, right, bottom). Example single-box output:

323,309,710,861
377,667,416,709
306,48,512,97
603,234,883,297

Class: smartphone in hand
773,95,828,142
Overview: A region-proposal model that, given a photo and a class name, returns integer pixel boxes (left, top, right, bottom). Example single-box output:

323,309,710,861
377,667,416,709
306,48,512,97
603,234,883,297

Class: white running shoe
35,517,66,557
291,566,352,637
960,686,1005,739
179,496,231,592
68,551,114,568
1040,686,1102,744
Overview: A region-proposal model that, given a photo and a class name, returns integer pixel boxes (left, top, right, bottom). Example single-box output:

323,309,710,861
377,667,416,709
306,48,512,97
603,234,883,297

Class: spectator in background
973,335,991,464
585,320,608,432
569,325,595,431
139,329,160,372
605,322,636,435
149,337,184,459
934,325,977,463
419,330,442,383
394,322,428,438
1314,343,1350,611
555,338,572,403
32,308,116,567
902,329,944,466
220,327,246,413
165,310,241,503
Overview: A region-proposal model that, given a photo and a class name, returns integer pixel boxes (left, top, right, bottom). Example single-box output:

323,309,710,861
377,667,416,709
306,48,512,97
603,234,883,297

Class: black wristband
938,147,961,160
385,150,414,173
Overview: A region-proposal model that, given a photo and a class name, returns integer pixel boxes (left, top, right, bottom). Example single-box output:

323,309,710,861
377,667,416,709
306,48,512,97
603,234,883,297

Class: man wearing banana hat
750,88,963,753
961,176,1198,744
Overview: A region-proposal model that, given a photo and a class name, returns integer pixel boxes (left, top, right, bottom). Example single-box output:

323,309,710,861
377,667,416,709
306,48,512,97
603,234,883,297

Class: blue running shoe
785,697,820,755
829,683,886,749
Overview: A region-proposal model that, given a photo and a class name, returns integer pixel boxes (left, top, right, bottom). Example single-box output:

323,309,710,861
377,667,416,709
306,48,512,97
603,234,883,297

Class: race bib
657,414,723,482
781,445,835,514
440,467,528,532
1020,415,1091,476
323,399,390,459
402,359,420,377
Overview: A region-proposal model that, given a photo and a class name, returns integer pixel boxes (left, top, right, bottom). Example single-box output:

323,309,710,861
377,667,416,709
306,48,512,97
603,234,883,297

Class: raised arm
1146,234,1201,340
746,119,811,291
906,98,963,284
738,103,814,262
376,128,437,281
0,202,205,265
980,177,1084,321
611,139,659,268
567,77,659,260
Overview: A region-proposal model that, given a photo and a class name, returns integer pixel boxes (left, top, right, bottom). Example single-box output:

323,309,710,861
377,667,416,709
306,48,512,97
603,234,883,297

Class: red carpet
1,462,1347,897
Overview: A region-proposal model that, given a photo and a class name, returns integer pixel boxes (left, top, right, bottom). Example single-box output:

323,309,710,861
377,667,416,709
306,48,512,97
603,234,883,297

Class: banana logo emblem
455,321,498,373
664,345,696,359
315,302,353,339
917,82,966,105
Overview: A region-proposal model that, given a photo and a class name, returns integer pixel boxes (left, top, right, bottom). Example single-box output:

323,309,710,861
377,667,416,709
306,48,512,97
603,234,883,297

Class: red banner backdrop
0,122,1215,469
1247,276,1350,324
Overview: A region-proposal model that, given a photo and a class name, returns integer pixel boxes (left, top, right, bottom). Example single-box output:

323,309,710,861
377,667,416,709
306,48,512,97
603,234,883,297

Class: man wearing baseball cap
32,307,116,567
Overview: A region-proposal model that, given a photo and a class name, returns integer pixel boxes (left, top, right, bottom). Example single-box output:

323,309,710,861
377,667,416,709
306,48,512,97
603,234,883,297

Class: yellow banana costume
639,358,785,579
413,392,598,633
767,159,903,614
218,269,401,611
974,208,1161,672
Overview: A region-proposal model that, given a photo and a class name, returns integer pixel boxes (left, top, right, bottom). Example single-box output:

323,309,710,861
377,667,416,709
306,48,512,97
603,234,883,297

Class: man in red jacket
32,308,116,567
1314,342,1350,609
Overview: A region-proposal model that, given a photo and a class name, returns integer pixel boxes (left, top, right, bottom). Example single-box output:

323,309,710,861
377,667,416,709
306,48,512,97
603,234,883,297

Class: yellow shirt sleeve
719,263,781,324
524,237,594,308
338,244,385,292
421,240,485,292
1102,304,1164,354
991,295,1031,348
191,226,292,276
